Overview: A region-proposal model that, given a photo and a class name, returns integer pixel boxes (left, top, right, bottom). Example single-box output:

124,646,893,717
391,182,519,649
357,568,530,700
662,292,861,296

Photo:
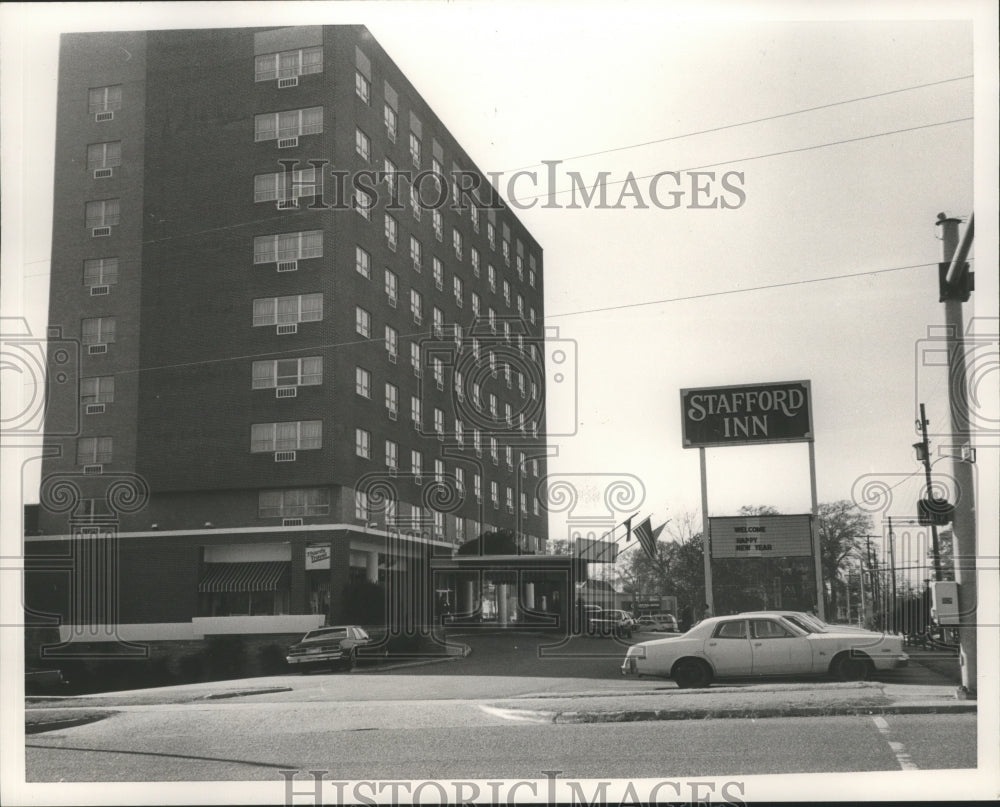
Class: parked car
588,609,634,638
286,625,371,672
636,613,679,633
742,610,872,635
621,611,908,688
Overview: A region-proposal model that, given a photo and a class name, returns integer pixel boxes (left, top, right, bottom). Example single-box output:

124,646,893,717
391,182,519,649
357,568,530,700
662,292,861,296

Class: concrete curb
489,701,977,724
25,711,117,735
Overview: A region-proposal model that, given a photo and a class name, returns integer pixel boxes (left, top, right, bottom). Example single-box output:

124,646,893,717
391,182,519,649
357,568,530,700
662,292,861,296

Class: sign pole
699,447,714,613
808,440,825,620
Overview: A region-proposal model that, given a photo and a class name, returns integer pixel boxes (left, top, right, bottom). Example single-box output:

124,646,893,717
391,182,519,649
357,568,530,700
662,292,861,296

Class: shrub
204,635,246,681
258,643,288,676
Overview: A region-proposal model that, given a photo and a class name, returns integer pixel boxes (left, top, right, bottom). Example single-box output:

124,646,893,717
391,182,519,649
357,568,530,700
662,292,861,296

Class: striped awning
198,561,289,594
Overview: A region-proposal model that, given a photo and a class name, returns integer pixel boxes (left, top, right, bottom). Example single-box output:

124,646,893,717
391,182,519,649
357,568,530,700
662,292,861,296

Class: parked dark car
588,609,634,639
286,625,371,672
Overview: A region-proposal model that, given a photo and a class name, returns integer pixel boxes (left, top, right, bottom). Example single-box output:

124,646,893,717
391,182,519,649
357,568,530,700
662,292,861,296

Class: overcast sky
2,2,997,568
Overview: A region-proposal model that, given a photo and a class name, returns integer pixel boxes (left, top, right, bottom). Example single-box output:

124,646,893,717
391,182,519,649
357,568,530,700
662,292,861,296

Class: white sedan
621,612,908,688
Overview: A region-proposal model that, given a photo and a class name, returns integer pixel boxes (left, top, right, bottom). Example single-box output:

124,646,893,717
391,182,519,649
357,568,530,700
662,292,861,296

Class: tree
817,500,873,617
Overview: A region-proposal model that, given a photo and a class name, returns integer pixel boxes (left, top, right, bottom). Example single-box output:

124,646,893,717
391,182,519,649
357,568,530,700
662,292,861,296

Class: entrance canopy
198,561,289,593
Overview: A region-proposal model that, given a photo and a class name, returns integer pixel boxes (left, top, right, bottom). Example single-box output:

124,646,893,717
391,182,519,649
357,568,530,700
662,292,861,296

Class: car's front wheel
831,651,872,682
673,658,712,689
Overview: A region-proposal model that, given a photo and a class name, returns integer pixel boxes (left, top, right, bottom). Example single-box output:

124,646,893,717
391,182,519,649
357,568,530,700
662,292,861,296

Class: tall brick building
30,25,555,645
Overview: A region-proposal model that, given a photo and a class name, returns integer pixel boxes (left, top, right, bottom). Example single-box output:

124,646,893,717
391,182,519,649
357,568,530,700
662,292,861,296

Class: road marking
870,716,919,770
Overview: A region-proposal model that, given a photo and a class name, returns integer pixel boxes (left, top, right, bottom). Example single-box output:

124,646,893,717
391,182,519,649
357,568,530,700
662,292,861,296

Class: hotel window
353,189,373,219
519,451,526,476
532,458,539,476
518,371,526,396
384,325,398,360
488,308,496,333
355,428,371,459
254,167,318,203
502,280,511,307
433,510,445,536
517,294,524,316
504,362,512,385
454,369,464,395
77,436,112,465
471,337,480,359
489,393,498,418
473,428,482,453
503,322,511,343
529,269,536,288
88,84,122,115
410,343,421,374
81,316,115,345
411,449,423,478
252,294,323,326
252,357,322,388
384,214,398,251
505,446,513,470
471,292,480,316
410,289,423,323
520,492,527,513
354,245,371,278
384,269,398,305
533,497,540,516
502,239,511,266
355,366,371,398
80,376,115,405
432,307,444,338
452,229,463,260
474,474,482,501
409,132,421,168
83,257,119,287
433,358,444,387
255,47,323,81
490,481,499,507
455,516,465,540
87,141,121,171
355,70,371,103
434,458,445,482
85,199,120,229
470,205,480,233
453,275,464,306
472,382,482,410
530,307,537,325
355,490,369,520
516,255,524,280
431,258,443,291
355,128,371,162
385,382,398,418
384,103,397,142
432,209,443,241
255,107,323,141
383,157,397,195
410,237,422,272
411,395,422,426
251,420,322,452
470,250,481,280
410,185,422,221
455,467,465,494
385,440,398,470
355,306,371,338
258,488,329,518
506,487,514,511
455,419,464,445
531,381,538,400
254,230,323,265
505,403,513,427
487,221,496,249
489,436,498,463
487,265,496,292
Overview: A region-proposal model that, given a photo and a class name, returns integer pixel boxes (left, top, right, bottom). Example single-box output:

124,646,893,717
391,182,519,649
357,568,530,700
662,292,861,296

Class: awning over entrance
198,561,289,593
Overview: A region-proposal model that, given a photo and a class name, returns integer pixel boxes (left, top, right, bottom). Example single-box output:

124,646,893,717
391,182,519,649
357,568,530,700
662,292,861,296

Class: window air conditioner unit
277,76,299,88
276,260,298,272
413,313,422,326
436,380,444,392
95,111,114,122
414,475,423,486
437,429,444,441
88,344,108,355
85,403,106,415
83,464,104,475
387,235,397,251
274,450,297,462
277,137,299,149
388,352,397,364
387,294,397,308
412,365,421,377
276,323,298,335
492,500,499,510
506,505,515,514
387,466,397,476
93,168,113,179
388,408,397,421
89,285,110,296
277,199,298,209
282,517,304,527
275,386,297,398
456,391,465,402
475,448,483,458
92,226,111,237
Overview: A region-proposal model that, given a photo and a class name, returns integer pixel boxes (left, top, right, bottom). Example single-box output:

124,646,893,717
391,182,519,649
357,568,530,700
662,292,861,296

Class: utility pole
935,213,977,699
887,517,897,633
914,402,943,581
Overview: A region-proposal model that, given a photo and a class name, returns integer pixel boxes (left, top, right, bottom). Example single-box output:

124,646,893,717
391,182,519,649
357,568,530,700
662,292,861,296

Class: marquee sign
681,380,813,448
709,515,813,559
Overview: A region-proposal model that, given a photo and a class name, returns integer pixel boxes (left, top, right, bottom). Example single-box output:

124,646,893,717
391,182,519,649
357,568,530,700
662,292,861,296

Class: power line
546,260,946,320
517,117,973,202
505,75,974,171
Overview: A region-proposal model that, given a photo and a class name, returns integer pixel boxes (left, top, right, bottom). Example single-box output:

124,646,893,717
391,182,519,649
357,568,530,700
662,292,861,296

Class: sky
1,1,997,566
